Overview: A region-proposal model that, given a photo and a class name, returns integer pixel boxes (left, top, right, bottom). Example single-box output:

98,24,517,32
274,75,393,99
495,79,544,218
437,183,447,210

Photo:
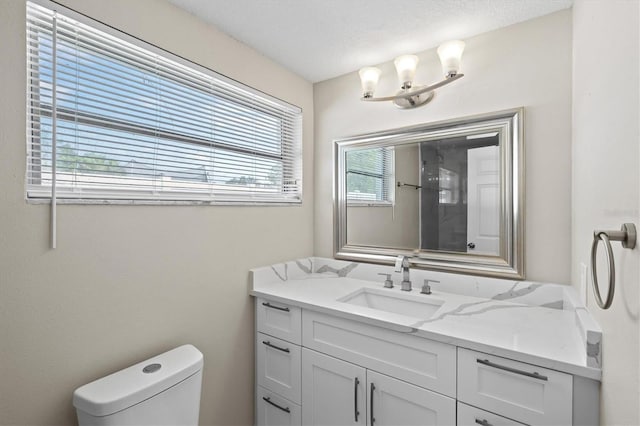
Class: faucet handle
378,273,394,288
421,279,440,295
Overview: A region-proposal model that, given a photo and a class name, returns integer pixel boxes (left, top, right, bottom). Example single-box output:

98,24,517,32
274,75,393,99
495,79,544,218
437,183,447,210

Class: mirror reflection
335,108,523,279
346,133,501,255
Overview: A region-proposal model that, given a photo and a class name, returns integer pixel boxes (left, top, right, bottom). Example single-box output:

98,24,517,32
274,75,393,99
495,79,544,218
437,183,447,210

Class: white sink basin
338,287,444,319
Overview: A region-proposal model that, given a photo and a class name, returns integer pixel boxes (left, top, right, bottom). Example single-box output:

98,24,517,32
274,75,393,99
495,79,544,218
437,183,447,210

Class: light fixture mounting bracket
393,88,435,109
360,73,464,109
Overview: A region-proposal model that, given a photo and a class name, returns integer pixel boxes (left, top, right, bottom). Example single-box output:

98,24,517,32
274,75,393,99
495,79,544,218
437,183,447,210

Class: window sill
26,197,302,207
347,202,394,208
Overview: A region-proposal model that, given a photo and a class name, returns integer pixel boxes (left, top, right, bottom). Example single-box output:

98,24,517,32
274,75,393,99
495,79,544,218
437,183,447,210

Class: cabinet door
302,348,366,425
256,386,301,426
366,370,455,426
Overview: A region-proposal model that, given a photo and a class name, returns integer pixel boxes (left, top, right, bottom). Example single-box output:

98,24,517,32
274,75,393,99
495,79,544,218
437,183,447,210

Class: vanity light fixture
358,40,465,109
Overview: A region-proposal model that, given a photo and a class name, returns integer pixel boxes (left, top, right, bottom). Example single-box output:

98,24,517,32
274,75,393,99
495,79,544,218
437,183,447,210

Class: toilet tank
73,344,203,426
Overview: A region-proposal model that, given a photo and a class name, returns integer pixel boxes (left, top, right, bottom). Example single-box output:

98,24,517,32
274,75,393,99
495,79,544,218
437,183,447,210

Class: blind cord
51,12,58,249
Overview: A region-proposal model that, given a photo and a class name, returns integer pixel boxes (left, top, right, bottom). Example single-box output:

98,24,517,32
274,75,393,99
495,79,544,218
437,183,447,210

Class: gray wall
0,1,314,424
571,1,639,424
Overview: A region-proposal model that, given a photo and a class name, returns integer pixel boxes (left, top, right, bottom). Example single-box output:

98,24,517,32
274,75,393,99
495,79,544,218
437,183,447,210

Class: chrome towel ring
590,223,637,309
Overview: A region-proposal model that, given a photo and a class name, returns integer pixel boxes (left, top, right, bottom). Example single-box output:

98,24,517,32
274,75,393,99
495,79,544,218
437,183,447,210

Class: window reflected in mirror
345,147,394,205
347,144,419,249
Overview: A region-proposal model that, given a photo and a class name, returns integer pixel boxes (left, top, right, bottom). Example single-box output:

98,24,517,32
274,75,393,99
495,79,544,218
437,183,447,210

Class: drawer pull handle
475,419,493,426
354,377,360,422
262,302,290,312
370,382,376,425
477,358,548,381
262,340,290,353
262,396,291,413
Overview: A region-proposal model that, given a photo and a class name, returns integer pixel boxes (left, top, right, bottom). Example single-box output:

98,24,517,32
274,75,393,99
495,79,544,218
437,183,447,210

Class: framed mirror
334,108,524,279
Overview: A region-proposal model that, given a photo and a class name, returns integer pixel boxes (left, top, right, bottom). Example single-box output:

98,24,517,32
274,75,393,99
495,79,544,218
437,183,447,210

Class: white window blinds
26,2,303,204
345,147,394,204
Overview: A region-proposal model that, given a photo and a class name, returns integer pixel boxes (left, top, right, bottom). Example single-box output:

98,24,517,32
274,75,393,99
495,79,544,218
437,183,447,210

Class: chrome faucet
395,255,412,291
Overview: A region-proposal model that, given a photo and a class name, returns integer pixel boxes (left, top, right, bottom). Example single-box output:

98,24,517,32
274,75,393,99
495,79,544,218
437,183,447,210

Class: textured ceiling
168,0,572,83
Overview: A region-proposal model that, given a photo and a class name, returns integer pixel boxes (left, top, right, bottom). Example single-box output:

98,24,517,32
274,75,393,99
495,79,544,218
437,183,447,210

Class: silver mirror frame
334,108,525,279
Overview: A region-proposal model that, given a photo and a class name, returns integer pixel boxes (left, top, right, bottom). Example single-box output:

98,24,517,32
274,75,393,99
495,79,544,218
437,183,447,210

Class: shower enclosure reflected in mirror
334,108,524,278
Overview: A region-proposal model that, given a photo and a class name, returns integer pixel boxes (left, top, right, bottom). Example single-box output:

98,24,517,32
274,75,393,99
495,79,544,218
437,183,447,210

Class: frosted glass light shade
437,40,465,77
358,67,382,98
394,55,419,89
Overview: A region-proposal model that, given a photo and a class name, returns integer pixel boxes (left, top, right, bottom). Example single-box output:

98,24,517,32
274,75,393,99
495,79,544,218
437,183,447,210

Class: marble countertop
251,258,602,381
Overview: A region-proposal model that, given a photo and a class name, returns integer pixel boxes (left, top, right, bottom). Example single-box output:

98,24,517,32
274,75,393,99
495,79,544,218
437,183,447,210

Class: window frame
26,0,303,206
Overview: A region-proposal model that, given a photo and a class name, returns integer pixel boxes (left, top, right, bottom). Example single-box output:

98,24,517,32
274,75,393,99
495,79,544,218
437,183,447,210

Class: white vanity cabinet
301,348,455,426
254,297,598,426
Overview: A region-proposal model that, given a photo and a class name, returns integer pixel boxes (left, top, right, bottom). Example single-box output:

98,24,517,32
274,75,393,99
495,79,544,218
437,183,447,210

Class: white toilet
73,344,203,426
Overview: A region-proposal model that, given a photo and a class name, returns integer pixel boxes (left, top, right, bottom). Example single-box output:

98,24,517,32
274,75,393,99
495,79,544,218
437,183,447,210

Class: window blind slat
42,48,300,131
26,1,303,204
28,72,300,149
32,110,294,169
50,27,297,117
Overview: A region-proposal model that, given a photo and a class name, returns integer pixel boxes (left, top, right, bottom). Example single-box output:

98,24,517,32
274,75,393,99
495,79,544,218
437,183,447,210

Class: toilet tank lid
72,344,203,417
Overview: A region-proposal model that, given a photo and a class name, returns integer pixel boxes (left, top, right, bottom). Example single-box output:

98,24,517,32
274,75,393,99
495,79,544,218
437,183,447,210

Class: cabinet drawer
457,402,526,426
457,348,572,425
302,310,456,397
256,386,301,426
257,298,302,345
256,333,301,404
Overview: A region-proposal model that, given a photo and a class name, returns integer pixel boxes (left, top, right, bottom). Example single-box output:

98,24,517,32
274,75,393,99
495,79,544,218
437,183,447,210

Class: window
438,167,460,204
26,2,302,204
345,147,394,205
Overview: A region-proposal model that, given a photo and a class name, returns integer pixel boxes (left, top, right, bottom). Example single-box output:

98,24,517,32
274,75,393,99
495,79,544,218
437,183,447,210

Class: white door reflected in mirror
467,145,500,255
